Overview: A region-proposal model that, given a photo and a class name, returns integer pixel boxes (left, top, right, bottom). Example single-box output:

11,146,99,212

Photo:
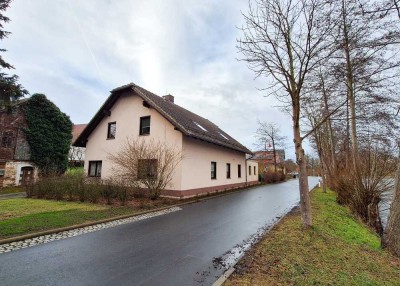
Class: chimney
162,94,174,103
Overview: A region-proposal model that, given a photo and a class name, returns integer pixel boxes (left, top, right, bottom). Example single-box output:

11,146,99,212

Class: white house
74,83,258,198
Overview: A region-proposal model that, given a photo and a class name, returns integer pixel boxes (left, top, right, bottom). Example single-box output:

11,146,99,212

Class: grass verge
0,198,168,239
225,188,400,286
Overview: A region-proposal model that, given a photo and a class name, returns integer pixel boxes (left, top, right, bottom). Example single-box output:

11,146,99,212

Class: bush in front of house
264,171,286,184
25,173,136,205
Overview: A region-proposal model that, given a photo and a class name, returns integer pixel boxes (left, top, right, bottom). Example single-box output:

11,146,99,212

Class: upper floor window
140,116,151,135
138,159,158,179
238,164,241,178
249,165,251,175
89,161,102,177
1,131,14,148
211,161,217,179
107,122,116,139
226,163,231,179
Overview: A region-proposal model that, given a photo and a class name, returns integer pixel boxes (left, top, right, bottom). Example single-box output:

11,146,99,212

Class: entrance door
21,166,34,186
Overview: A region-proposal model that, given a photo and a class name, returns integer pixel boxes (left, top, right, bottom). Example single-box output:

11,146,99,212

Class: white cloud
2,0,314,159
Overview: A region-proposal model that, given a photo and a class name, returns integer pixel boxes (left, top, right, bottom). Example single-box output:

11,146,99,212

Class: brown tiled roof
72,124,87,143
74,83,252,154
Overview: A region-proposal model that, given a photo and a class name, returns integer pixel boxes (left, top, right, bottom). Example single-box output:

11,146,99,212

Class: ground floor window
226,163,231,179
238,164,241,178
211,161,217,179
249,165,251,175
138,159,158,179
89,161,102,177
254,166,256,175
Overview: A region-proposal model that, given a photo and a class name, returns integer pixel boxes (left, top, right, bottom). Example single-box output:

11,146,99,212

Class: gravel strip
0,206,182,254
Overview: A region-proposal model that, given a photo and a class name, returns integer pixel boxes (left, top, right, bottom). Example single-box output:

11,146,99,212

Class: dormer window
107,122,116,139
140,116,151,135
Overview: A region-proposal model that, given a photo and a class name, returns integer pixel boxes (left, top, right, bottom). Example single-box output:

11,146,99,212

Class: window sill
106,138,115,140
139,134,150,136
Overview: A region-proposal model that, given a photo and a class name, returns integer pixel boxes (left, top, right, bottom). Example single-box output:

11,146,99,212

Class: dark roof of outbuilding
74,83,252,154
72,124,87,143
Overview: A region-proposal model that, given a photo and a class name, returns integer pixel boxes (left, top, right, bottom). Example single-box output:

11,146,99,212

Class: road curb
212,267,235,286
0,183,263,245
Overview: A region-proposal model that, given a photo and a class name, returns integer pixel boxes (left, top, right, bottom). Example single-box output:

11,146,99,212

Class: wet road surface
0,177,319,286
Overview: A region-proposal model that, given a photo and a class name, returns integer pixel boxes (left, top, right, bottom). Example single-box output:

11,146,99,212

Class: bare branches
108,138,182,199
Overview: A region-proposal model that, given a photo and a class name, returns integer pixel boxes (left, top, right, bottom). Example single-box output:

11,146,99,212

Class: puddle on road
213,204,297,271
194,204,299,285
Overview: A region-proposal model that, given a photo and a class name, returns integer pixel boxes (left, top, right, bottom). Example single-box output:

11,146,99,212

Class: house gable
74,83,252,155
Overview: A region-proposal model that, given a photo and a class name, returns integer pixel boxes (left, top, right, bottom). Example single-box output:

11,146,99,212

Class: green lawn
0,198,140,239
226,189,400,286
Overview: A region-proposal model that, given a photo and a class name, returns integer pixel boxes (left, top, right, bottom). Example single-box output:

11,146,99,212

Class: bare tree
238,0,336,226
255,121,287,172
68,146,85,165
108,138,182,199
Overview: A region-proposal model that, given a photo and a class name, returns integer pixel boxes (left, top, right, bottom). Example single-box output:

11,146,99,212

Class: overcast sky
3,0,313,159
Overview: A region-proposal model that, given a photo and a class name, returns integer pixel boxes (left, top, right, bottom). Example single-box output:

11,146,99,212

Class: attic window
219,132,229,140
194,122,207,132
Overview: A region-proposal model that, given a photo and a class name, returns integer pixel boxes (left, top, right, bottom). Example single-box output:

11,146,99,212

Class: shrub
264,171,286,184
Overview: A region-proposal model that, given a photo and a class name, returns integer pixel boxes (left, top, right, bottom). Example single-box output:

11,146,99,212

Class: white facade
84,92,257,197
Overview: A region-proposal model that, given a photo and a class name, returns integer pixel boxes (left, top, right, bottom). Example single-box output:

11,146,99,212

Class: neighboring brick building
0,101,38,188
251,149,286,173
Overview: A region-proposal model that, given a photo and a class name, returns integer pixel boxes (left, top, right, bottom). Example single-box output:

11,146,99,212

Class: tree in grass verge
0,0,28,107
108,138,182,200
238,0,337,227
23,94,72,175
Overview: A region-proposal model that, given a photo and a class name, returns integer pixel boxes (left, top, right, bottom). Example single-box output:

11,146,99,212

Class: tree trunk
383,142,400,256
321,81,336,184
342,0,359,167
320,158,327,193
293,106,312,226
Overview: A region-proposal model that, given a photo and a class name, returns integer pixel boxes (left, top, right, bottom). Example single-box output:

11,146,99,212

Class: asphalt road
0,177,319,286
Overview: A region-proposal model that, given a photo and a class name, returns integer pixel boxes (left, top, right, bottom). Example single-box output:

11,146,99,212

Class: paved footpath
0,192,26,200
0,177,319,286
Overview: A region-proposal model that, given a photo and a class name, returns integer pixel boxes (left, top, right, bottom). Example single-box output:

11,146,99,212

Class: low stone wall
0,161,38,188
2,162,17,187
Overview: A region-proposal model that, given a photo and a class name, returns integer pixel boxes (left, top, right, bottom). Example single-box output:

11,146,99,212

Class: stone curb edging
0,207,182,254
0,204,183,246
0,183,263,245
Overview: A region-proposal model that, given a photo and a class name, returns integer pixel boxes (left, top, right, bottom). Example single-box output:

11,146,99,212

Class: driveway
0,177,319,286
